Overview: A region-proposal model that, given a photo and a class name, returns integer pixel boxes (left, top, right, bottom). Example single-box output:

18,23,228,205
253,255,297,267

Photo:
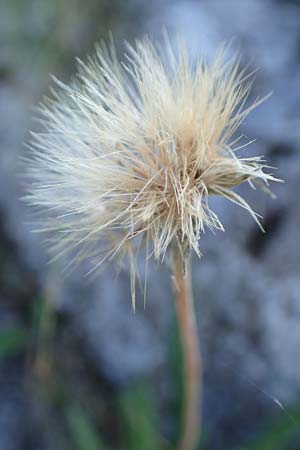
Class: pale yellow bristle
24,35,280,294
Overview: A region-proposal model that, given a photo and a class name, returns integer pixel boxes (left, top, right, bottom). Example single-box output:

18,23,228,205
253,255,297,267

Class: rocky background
0,0,300,449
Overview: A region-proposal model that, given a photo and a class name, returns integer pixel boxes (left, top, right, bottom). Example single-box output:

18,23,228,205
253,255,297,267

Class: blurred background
1,0,300,449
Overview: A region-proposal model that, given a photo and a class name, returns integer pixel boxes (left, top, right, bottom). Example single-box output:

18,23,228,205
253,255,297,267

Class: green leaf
118,384,162,450
0,327,27,358
237,408,300,450
66,405,107,450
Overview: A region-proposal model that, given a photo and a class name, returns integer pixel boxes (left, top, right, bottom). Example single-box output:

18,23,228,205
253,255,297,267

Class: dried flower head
25,35,278,282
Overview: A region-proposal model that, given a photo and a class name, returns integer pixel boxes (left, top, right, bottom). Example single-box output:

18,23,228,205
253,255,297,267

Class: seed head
25,35,279,281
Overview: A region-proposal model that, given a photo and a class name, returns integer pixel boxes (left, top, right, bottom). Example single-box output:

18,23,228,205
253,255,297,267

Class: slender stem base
172,252,202,450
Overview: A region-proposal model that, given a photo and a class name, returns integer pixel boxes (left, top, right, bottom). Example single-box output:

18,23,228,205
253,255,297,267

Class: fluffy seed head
25,35,279,278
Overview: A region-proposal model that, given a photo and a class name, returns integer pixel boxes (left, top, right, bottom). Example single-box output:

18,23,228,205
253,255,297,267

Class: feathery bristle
24,35,280,291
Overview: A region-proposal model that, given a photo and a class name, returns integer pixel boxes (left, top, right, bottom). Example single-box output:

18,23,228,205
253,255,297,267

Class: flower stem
172,251,202,450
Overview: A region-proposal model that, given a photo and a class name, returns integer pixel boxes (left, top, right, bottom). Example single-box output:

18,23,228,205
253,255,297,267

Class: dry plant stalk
24,34,280,450
172,250,201,450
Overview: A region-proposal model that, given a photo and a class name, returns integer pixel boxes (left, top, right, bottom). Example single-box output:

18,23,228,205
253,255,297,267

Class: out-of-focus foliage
0,326,27,359
0,0,131,77
118,385,162,450
66,405,108,450
238,409,300,450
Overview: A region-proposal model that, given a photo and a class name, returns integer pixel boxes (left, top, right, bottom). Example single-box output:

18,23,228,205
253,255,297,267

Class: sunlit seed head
24,34,280,285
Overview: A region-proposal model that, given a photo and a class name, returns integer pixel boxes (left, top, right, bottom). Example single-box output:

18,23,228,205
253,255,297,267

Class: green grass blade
0,327,27,358
118,384,161,450
66,405,108,450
